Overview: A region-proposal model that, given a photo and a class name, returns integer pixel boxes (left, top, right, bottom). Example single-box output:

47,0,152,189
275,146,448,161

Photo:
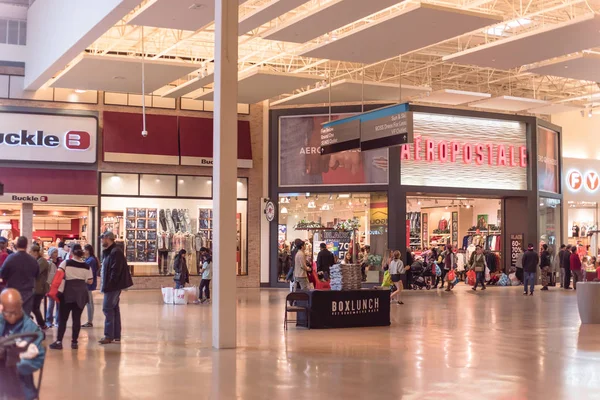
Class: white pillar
20,203,33,243
212,0,238,350
260,100,270,284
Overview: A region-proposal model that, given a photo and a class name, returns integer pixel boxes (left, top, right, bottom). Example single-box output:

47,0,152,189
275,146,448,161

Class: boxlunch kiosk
269,102,563,328
0,108,99,250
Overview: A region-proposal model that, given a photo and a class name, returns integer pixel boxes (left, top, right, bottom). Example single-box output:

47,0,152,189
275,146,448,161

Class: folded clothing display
329,263,362,291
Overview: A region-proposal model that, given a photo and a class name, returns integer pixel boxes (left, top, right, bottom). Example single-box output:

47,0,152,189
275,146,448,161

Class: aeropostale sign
0,112,97,164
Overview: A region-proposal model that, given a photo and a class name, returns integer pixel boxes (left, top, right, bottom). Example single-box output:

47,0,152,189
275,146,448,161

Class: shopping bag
435,264,442,277
498,273,510,286
173,288,188,305
382,271,392,287
183,286,198,303
161,287,174,304
485,266,491,282
467,270,476,286
447,270,456,282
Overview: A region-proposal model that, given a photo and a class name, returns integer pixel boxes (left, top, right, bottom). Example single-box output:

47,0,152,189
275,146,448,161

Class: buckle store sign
0,112,97,164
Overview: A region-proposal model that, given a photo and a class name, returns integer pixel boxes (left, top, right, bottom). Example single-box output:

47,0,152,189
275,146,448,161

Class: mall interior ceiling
10,0,600,113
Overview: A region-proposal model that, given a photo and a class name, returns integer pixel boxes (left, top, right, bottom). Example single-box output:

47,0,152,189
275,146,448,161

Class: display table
577,282,600,324
297,289,391,329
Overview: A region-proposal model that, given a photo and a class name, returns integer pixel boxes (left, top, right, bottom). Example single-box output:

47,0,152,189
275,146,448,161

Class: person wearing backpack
98,232,133,345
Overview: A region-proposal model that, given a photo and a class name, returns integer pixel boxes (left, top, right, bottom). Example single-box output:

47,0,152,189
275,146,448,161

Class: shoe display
49,341,63,350
98,337,113,345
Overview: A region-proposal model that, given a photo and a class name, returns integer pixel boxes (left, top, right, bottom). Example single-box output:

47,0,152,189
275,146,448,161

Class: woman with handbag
444,245,458,292
470,245,487,291
389,250,405,305
173,249,189,289
47,244,93,350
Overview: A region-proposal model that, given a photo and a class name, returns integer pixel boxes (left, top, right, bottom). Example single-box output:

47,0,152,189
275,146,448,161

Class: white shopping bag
173,288,188,305
485,266,491,282
183,286,198,303
161,287,174,304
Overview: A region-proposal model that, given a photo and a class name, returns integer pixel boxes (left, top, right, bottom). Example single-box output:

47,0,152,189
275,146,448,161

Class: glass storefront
566,201,598,257
277,192,388,283
539,197,561,257
100,173,248,277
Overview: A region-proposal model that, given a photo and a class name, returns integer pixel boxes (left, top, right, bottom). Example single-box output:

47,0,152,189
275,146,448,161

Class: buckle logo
65,131,91,150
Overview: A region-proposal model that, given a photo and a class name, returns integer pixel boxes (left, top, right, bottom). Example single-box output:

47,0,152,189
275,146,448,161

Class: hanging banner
320,118,361,155
360,105,413,151
320,103,413,154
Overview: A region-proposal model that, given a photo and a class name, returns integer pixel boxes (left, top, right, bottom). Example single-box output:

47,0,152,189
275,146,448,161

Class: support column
212,0,239,350
260,100,270,284
20,203,33,243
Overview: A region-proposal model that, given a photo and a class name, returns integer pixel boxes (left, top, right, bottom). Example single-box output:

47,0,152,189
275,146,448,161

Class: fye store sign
566,170,599,192
0,112,97,164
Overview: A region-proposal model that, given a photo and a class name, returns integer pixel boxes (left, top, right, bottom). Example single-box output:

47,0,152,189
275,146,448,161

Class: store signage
264,200,276,222
0,192,98,206
320,103,413,154
320,118,361,155
306,290,391,328
400,137,527,167
360,106,413,151
320,230,353,260
510,233,524,269
0,112,97,164
566,169,599,192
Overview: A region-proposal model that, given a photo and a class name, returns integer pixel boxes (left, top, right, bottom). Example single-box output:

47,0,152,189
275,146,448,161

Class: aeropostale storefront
268,104,563,286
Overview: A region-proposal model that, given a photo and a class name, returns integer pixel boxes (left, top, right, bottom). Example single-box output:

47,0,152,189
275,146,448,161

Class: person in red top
0,237,11,269
570,246,583,290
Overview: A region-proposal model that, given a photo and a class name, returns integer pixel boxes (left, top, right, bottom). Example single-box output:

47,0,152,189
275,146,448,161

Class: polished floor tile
39,285,600,400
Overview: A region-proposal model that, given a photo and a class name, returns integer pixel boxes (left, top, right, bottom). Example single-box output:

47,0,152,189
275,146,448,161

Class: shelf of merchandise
125,208,158,264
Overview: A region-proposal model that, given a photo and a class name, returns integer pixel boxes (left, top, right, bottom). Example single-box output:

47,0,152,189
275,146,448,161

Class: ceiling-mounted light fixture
466,204,471,209
329,194,333,200
320,203,330,211
589,109,594,118
308,201,316,209
417,199,421,206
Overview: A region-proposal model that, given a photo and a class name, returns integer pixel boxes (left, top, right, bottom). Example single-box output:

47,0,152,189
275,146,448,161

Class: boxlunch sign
0,112,97,164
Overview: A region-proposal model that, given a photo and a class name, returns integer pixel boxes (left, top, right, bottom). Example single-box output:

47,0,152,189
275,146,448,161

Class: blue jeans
524,271,535,293
45,297,59,327
175,282,184,289
102,290,122,340
474,271,486,289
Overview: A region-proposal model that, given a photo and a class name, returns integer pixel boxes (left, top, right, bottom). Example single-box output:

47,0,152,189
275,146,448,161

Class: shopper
562,244,573,289
99,231,133,345
81,244,99,328
444,245,457,292
522,244,539,296
29,245,49,329
515,248,524,283
0,236,10,269
570,245,583,290
173,249,189,289
389,250,405,305
360,245,371,282
198,253,212,303
540,244,551,291
0,288,46,400
405,248,414,287
48,244,93,350
45,247,60,328
293,240,310,290
57,241,68,261
470,245,487,291
341,252,353,264
316,243,334,281
0,236,39,315
557,244,567,288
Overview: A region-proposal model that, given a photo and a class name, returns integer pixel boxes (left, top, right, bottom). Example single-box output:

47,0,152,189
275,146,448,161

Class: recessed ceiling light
74,89,87,93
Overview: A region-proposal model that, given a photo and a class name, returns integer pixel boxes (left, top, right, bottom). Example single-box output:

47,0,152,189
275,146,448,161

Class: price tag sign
510,233,524,268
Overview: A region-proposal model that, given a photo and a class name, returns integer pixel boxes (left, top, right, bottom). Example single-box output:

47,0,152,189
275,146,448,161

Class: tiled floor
38,285,600,400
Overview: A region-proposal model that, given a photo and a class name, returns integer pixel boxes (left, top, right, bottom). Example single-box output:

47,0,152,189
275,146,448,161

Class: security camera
141,130,148,137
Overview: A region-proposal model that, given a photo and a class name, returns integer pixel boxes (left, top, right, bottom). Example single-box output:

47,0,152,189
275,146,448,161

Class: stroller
0,331,45,400
409,260,432,290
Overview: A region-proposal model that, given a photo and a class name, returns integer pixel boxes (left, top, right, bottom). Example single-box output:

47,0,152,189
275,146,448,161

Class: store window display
566,201,597,257
407,196,503,279
100,173,248,277
277,192,388,283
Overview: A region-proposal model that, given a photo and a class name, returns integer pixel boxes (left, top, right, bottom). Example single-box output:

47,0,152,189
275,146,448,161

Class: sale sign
510,233,524,269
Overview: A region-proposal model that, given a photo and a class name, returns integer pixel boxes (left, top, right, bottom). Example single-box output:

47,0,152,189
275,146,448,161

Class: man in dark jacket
522,243,539,296
540,244,552,291
0,237,39,315
557,244,566,288
562,244,573,289
99,232,133,345
316,243,334,281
